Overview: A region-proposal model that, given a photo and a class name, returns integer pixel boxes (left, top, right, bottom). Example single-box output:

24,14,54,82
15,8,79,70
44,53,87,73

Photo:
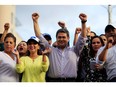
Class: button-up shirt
39,35,86,78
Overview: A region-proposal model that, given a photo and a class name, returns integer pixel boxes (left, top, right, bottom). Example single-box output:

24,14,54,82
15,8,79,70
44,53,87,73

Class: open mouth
19,48,24,51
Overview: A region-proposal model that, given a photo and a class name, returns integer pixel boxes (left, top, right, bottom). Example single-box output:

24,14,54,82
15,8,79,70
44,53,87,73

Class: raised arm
86,26,91,36
99,37,114,61
32,13,50,48
32,13,41,37
79,13,87,38
0,23,10,43
73,27,81,46
74,13,87,55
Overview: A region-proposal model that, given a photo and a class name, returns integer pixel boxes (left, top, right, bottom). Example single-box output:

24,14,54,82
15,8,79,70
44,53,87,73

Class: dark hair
43,33,52,41
105,25,115,33
89,36,104,58
17,41,27,50
56,29,69,38
113,34,116,45
100,34,105,36
17,41,27,46
4,33,16,46
91,31,97,36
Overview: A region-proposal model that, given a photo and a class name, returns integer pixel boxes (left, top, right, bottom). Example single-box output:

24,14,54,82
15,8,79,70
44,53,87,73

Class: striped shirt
39,35,86,78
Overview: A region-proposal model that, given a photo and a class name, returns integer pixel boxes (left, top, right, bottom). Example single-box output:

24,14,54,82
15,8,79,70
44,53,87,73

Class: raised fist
32,13,39,22
58,21,65,28
79,13,87,21
87,27,91,36
4,23,10,31
75,27,81,34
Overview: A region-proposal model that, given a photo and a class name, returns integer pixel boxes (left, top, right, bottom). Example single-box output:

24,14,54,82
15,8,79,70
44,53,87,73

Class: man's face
105,31,115,38
56,32,69,49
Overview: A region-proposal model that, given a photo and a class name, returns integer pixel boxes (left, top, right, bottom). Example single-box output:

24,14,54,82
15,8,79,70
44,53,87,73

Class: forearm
74,35,86,56
16,62,24,73
41,57,49,72
33,21,41,37
99,47,108,61
81,22,86,38
1,30,8,42
73,34,78,46
16,57,21,64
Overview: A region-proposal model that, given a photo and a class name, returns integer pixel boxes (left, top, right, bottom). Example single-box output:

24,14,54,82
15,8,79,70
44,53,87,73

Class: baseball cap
105,25,115,33
43,33,52,41
27,36,40,44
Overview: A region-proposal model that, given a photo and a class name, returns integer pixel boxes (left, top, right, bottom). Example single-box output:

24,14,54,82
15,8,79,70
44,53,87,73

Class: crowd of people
0,12,116,82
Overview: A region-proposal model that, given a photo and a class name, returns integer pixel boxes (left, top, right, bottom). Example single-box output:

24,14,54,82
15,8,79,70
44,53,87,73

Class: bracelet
81,20,87,23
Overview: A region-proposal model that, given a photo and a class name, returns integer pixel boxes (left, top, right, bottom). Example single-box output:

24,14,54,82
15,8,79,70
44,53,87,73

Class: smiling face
27,41,40,54
56,32,69,49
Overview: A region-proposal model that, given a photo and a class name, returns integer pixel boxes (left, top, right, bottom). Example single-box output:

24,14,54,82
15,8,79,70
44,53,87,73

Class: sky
15,5,116,46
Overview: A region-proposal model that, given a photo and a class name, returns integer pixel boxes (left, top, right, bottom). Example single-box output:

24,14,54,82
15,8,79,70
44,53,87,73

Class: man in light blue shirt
32,12,87,82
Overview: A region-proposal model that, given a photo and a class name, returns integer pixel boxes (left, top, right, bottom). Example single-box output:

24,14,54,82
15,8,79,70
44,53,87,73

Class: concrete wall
0,5,22,45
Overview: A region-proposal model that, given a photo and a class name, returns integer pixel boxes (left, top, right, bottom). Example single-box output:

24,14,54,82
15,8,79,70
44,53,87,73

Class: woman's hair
89,35,104,58
100,34,105,37
91,31,97,36
4,33,16,46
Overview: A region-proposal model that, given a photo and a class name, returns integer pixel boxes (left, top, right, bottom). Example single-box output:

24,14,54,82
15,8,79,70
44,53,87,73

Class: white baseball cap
27,36,40,44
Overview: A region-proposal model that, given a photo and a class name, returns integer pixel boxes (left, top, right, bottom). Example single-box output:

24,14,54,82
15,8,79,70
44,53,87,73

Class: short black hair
43,33,52,41
105,25,115,33
56,29,69,38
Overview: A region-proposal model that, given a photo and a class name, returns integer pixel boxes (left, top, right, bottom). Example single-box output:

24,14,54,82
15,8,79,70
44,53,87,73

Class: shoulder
20,56,30,60
0,51,3,54
0,51,4,54
0,51,6,58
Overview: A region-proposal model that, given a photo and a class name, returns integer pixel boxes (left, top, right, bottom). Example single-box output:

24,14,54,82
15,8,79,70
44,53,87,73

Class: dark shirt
0,43,4,51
